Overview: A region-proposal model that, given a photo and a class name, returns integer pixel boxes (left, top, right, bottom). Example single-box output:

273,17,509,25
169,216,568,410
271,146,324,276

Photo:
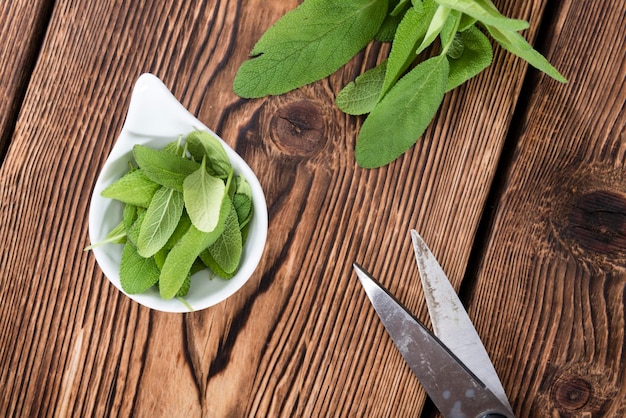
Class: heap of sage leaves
87,131,254,300
233,0,566,168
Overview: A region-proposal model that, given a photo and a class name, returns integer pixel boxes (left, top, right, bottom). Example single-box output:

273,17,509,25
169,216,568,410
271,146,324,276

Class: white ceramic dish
88,73,268,312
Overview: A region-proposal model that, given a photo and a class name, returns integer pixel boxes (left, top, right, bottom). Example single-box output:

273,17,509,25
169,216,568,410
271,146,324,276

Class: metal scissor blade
353,264,515,418
410,230,513,414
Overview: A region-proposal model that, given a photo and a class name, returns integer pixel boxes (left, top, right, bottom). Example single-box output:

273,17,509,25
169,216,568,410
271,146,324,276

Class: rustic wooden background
0,0,624,416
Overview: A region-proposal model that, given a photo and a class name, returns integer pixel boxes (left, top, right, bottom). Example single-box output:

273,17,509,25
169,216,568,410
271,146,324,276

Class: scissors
353,230,516,418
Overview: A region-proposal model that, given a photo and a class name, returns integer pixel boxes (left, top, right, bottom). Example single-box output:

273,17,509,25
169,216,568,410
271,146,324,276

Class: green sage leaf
159,197,231,299
199,250,234,279
446,25,493,91
183,157,228,233
162,137,184,156
137,187,185,258
233,194,253,230
164,211,192,250
185,130,232,179
105,222,127,245
375,14,401,43
120,243,160,294
122,203,138,232
176,274,191,297
133,145,200,192
101,169,160,208
446,33,465,59
355,54,449,168
435,0,529,32
416,4,451,55
382,1,437,97
375,0,410,42
458,13,477,31
439,9,461,50
392,0,411,16
233,0,389,98
232,176,253,229
207,203,243,275
126,208,146,246
336,60,387,115
153,247,168,270
486,25,567,83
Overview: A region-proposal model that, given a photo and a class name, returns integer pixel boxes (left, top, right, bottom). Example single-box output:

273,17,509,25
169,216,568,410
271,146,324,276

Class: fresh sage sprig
233,0,566,168
86,131,254,301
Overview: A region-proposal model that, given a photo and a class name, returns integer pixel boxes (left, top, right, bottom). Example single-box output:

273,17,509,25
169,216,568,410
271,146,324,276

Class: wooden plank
0,0,559,417
0,1,53,162
467,0,626,416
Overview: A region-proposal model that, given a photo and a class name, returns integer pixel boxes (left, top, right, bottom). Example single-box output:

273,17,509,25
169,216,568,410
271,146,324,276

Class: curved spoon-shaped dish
88,73,268,312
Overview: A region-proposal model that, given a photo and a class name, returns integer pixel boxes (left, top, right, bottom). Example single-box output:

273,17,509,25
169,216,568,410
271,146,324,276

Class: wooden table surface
1,0,624,417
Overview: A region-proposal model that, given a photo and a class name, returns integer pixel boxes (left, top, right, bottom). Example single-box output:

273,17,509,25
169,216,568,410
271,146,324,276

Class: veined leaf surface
183,157,227,233
355,55,449,168
233,0,388,98
137,187,185,258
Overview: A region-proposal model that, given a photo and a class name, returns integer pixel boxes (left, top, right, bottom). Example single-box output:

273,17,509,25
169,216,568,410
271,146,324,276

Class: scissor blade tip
353,264,377,293
410,229,423,243
411,230,430,258
352,263,366,280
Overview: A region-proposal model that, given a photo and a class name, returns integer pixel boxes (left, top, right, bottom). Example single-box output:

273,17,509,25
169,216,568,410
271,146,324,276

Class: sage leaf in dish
233,194,253,230
186,130,232,179
153,247,168,270
120,243,160,294
199,250,233,280
122,203,138,232
100,169,160,208
162,137,185,156
232,176,254,230
90,129,255,302
137,187,185,258
183,157,228,233
133,145,200,192
105,222,127,245
159,221,226,300
206,203,243,275
164,211,192,250
159,187,232,300
126,208,146,247
176,274,191,297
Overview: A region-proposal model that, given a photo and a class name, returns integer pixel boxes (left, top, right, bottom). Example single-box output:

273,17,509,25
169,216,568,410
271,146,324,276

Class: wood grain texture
0,1,53,162
0,0,611,417
467,0,626,416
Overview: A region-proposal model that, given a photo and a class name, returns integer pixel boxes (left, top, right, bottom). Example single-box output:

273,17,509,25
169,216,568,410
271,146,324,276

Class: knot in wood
553,377,592,411
566,190,626,255
546,365,619,415
269,100,326,157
